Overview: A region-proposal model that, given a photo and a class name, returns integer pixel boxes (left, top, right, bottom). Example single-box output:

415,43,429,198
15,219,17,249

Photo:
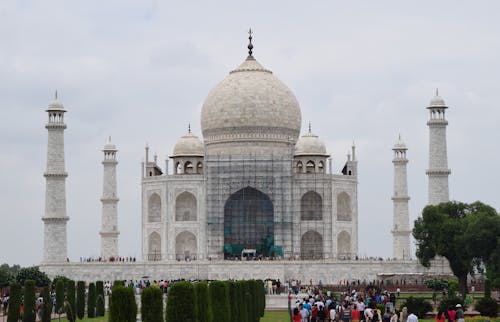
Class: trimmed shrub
95,281,105,317
66,280,76,322
244,282,255,322
87,282,96,318
7,282,21,322
166,281,196,322
228,281,238,322
235,281,248,322
41,286,52,322
76,281,85,319
208,280,230,322
55,279,65,315
109,285,137,322
23,279,36,322
475,297,499,317
141,285,163,322
400,296,432,319
195,281,210,322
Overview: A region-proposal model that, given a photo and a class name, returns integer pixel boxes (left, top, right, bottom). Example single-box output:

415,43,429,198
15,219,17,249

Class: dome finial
247,28,254,58
436,88,439,97
188,123,191,133
54,90,58,100
308,122,312,133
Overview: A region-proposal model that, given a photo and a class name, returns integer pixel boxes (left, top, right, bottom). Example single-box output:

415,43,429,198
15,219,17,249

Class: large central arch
224,187,274,257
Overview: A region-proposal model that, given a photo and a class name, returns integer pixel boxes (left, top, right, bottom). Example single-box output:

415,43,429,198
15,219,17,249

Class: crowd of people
79,256,137,263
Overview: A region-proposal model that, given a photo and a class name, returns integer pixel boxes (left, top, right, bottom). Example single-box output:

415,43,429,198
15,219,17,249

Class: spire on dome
308,122,312,133
188,123,191,133
55,90,58,100
247,28,254,58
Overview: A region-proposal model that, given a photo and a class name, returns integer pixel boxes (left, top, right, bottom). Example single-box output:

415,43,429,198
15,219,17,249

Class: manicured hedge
55,279,65,314
235,281,248,322
165,281,196,322
7,282,21,322
66,280,76,322
109,285,137,322
87,282,96,318
76,281,86,319
95,281,105,317
141,285,164,322
195,281,210,322
209,280,230,322
41,286,52,322
23,279,36,322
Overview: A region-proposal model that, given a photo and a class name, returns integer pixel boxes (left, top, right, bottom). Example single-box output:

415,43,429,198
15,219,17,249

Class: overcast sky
1,1,499,266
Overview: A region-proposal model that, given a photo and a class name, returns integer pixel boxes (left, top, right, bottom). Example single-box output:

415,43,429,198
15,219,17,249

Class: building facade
141,49,358,262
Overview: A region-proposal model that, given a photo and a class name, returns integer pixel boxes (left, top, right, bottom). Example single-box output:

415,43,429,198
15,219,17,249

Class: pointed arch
184,161,194,174
224,187,274,256
318,161,324,173
306,160,315,173
148,193,161,222
337,231,351,258
175,191,197,221
148,232,161,261
296,161,303,173
197,162,203,174
301,230,323,260
300,191,323,220
175,231,197,260
337,192,352,221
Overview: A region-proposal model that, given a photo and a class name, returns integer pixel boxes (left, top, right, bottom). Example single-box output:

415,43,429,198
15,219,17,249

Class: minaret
42,92,69,262
391,135,411,259
100,137,120,260
426,89,451,205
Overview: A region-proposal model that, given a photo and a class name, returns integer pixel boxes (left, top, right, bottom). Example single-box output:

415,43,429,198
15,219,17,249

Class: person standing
407,311,418,322
455,304,464,322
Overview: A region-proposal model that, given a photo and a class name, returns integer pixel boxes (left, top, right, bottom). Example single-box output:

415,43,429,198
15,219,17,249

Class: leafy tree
166,281,196,322
16,266,50,287
194,281,210,322
41,286,53,322
475,297,499,317
141,285,163,322
7,282,21,322
87,282,96,318
413,201,500,298
66,280,76,322
52,275,71,289
208,281,230,322
400,296,432,318
109,285,137,322
0,266,14,287
23,280,36,322
76,281,85,319
95,281,105,317
55,279,65,315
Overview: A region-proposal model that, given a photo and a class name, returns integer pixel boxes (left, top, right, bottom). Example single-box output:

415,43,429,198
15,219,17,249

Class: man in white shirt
407,312,418,322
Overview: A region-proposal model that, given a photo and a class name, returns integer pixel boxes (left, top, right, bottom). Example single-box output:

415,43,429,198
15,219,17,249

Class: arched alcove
300,191,323,220
301,230,323,260
337,230,351,258
148,232,161,261
337,192,352,221
175,231,197,260
148,193,161,222
175,192,197,221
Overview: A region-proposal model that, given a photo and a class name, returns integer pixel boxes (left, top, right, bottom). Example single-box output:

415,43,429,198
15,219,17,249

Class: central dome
201,56,302,155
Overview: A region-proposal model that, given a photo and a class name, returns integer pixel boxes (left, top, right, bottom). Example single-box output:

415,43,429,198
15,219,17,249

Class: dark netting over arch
224,186,274,257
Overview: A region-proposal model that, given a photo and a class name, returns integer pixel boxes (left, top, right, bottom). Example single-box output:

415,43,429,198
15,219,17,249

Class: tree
41,286,53,322
66,280,76,322
7,282,21,322
23,280,36,322
165,281,196,322
76,281,85,319
141,285,163,322
16,266,50,287
194,281,210,322
109,285,137,322
95,281,105,317
87,282,96,318
400,296,432,318
0,266,14,287
413,201,500,298
55,279,65,315
208,281,230,322
235,281,248,322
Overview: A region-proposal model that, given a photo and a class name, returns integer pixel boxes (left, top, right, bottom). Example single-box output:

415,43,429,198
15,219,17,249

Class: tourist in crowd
447,306,456,322
455,304,464,322
293,307,302,322
390,309,399,322
407,310,418,322
383,308,392,322
436,309,446,322
400,307,408,322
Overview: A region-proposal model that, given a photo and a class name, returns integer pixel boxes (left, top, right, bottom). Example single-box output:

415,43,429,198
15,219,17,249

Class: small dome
393,134,407,150
103,137,117,151
172,131,204,157
47,91,65,111
429,89,446,108
294,130,328,156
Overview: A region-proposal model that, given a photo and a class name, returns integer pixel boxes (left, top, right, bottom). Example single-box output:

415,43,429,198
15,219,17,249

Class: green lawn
261,310,290,322
54,313,108,321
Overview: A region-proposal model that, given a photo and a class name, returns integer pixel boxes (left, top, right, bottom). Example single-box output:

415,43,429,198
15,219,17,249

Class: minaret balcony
44,171,68,177
425,169,451,175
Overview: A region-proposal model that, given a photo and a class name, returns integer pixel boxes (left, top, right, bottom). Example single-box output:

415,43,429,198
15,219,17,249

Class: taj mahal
39,33,452,282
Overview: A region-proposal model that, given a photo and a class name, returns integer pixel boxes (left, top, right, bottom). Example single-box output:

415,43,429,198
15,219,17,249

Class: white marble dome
295,130,328,156
172,131,204,157
429,92,446,107
47,97,65,111
200,56,302,151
